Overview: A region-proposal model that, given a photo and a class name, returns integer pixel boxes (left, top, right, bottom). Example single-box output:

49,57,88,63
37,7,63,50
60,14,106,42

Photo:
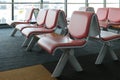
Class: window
106,0,119,7
14,1,40,21
67,4,85,18
88,0,103,3
0,0,120,24
0,0,11,2
43,0,64,3
43,0,65,12
67,0,85,18
14,0,40,2
88,0,104,12
67,0,85,3
0,0,12,24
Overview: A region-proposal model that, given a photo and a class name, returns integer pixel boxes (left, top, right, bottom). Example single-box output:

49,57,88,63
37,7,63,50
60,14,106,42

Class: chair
21,9,67,48
79,7,95,13
107,8,120,33
67,7,95,24
92,9,120,64
9,8,38,28
10,9,48,36
37,11,98,77
94,30,120,64
96,8,109,29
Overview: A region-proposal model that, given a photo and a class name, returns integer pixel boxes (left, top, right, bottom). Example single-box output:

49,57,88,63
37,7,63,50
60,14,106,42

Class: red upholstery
22,9,60,38
91,12,120,65
108,8,120,23
21,9,67,48
45,9,60,29
25,10,68,51
96,8,109,28
10,8,37,27
22,27,54,38
38,34,86,54
96,30,120,41
16,9,48,31
68,12,92,39
96,8,109,21
15,24,37,31
94,29,120,64
37,11,94,77
37,11,94,54
96,8,120,30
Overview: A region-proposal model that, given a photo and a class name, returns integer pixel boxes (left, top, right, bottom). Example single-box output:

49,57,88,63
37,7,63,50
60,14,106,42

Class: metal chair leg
108,46,118,61
69,49,83,71
10,28,17,36
22,36,32,47
95,43,107,64
52,49,83,77
52,52,69,77
26,36,39,51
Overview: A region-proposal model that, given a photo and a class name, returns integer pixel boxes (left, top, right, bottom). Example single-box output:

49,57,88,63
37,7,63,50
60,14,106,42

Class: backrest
33,8,39,19
45,9,60,29
79,7,95,13
68,11,94,39
96,8,109,21
89,13,100,37
24,8,35,22
36,9,48,26
108,8,120,22
54,10,68,35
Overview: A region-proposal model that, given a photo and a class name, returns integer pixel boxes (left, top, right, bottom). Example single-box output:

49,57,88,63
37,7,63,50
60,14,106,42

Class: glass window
14,4,40,21
88,0,103,3
67,0,85,3
106,0,119,3
0,4,11,24
43,0,64,3
89,4,104,12
67,4,85,18
106,4,119,8
43,0,64,10
0,0,11,2
43,4,64,10
14,0,40,2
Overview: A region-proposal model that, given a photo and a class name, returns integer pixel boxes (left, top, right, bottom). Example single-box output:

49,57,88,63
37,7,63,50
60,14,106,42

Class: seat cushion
16,24,36,31
10,22,29,27
96,31,120,41
22,27,54,38
37,34,86,54
99,20,108,28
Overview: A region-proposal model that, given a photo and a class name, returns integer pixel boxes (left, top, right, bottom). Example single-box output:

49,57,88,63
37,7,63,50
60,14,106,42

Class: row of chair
36,11,120,77
96,8,120,33
9,8,39,28
10,8,120,77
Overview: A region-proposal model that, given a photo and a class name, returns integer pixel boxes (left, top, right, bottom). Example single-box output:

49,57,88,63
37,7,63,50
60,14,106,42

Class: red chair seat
16,24,36,31
21,9,67,48
96,31,120,41
38,34,86,54
99,21,108,28
36,11,95,77
10,9,48,37
96,8,109,28
9,8,37,27
22,27,54,38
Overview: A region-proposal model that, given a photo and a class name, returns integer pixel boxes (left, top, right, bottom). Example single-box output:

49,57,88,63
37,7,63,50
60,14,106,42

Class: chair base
10,28,17,36
26,36,39,51
95,42,118,64
22,36,33,47
51,49,83,77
